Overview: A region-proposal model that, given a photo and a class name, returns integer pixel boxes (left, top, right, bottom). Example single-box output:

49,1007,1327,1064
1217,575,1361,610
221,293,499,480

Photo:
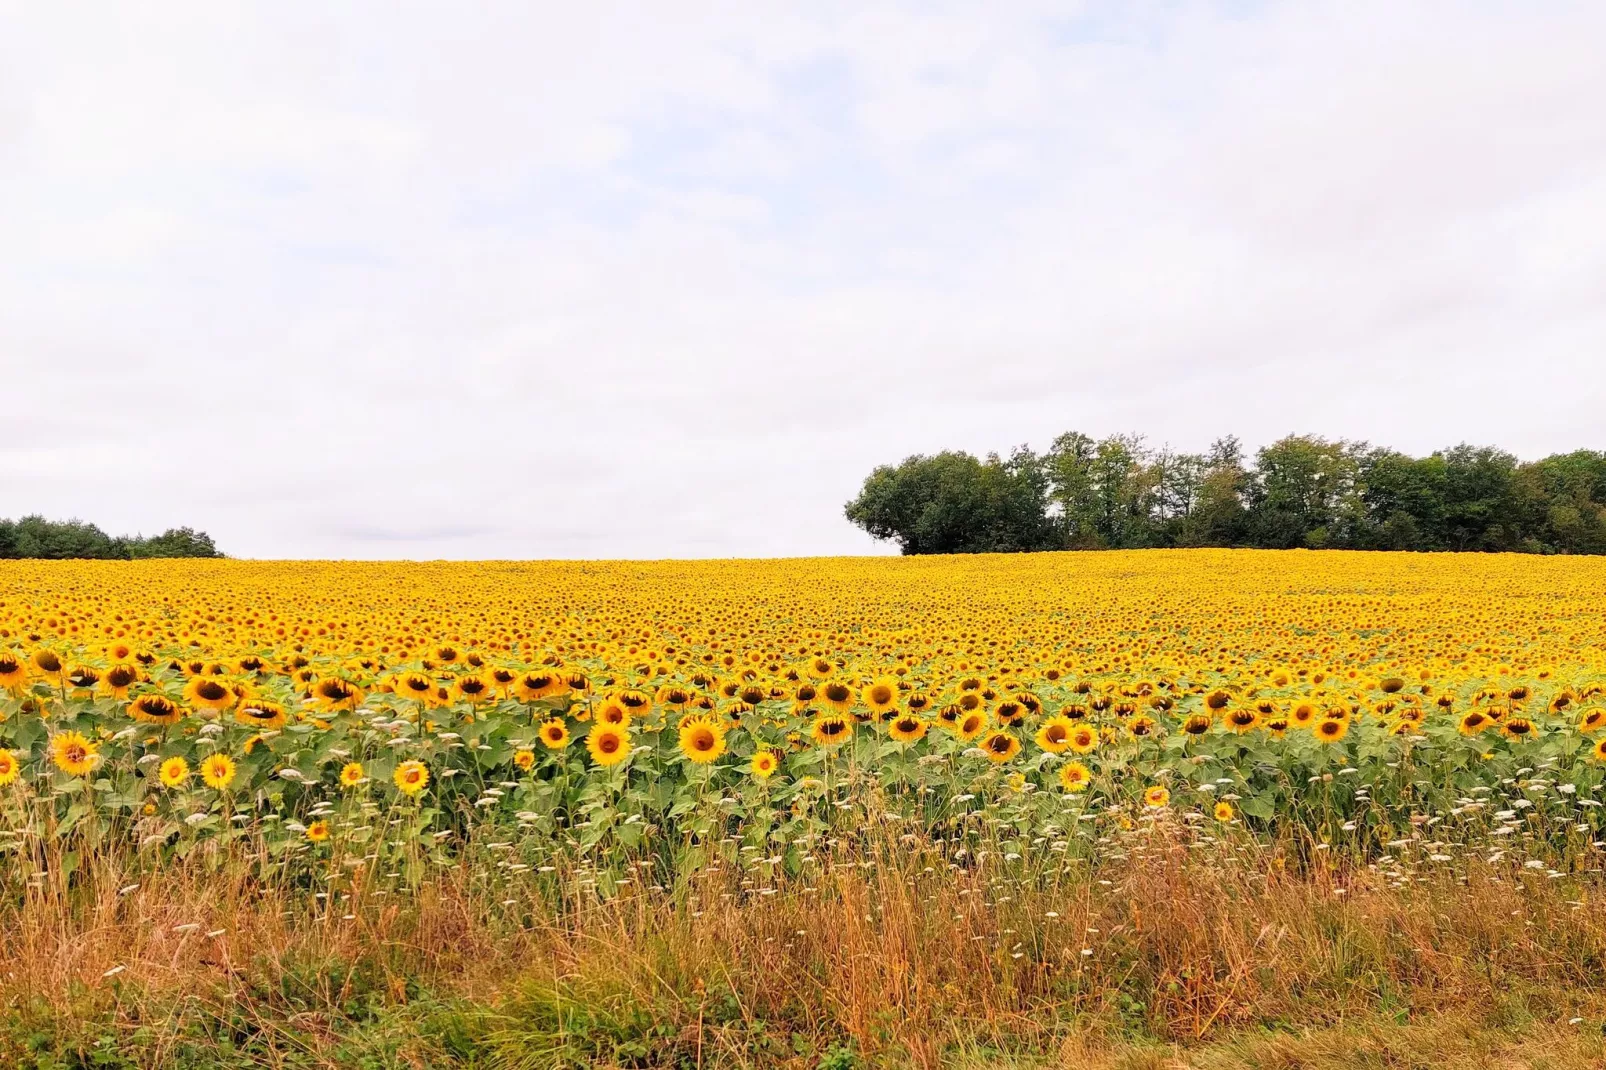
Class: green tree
844,449,1057,555
128,527,225,559
0,516,225,559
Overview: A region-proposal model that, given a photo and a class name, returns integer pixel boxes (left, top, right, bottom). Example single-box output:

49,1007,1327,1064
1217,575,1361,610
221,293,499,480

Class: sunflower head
888,715,927,743
587,724,631,767
201,753,237,791
1058,761,1090,793
678,718,726,764
51,731,98,777
394,759,430,796
158,756,190,788
980,730,1020,763
1314,717,1350,743
750,750,780,779
131,693,185,725
539,718,571,750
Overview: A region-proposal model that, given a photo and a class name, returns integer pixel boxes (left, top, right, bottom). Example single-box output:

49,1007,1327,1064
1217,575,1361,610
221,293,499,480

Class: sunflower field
6,551,1606,1064
3,551,1606,888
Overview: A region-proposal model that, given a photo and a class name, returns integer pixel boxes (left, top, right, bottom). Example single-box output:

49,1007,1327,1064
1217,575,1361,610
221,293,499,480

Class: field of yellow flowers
5,550,1606,1067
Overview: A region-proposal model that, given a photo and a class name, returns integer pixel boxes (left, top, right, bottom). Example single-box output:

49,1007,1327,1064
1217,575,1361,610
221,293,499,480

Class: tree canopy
845,434,1606,556
0,516,224,560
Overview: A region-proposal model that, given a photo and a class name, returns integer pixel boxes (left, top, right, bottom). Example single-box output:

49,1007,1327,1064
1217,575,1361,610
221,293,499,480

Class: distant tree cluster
0,516,224,560
845,434,1606,556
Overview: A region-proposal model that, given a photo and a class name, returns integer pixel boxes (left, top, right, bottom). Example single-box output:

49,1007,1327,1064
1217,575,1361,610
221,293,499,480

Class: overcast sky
2,2,1603,559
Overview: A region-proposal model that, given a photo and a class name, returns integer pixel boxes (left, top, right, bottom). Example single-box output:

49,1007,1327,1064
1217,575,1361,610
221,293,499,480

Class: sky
2,2,1603,560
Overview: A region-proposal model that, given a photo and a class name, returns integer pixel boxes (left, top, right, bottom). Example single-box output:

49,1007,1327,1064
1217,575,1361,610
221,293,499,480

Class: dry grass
4,834,1606,1067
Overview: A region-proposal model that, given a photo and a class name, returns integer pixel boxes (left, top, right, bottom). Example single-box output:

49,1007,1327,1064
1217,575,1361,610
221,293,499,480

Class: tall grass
5,817,1605,1068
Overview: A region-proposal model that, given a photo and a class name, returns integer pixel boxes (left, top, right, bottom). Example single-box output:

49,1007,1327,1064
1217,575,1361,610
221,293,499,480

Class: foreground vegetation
2,550,1606,1065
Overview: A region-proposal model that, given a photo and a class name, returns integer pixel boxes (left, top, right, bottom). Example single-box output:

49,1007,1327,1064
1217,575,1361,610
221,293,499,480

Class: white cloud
1,1,1602,558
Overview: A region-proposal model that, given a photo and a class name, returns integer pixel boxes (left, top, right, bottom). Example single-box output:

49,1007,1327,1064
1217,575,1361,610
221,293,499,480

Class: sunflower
1225,708,1260,733
513,748,536,771
1058,760,1091,793
490,667,519,695
906,692,932,714
1578,707,1606,734
1214,801,1234,822
587,724,631,767
657,683,695,709
887,714,927,744
0,651,27,691
102,663,140,699
1314,717,1349,743
750,749,780,779
311,677,364,712
1035,714,1074,753
819,681,855,712
1593,737,1606,763
339,761,365,787
1457,710,1490,735
1127,714,1159,739
510,671,556,702
1501,716,1536,741
201,753,237,790
594,699,631,727
791,683,819,714
805,656,836,680
1290,703,1317,729
30,649,66,681
615,688,653,718
1066,723,1098,755
810,714,852,747
980,730,1020,763
1181,713,1212,737
236,700,288,730
67,665,101,692
538,718,571,750
679,719,726,764
454,673,493,704
394,759,430,796
183,676,236,712
158,756,190,788
0,749,17,788
394,672,438,704
955,710,987,742
862,679,898,716
306,819,331,843
1143,785,1170,808
994,700,1025,726
130,693,185,726
50,731,98,777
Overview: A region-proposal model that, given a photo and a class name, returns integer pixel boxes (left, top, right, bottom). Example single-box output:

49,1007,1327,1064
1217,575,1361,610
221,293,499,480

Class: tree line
0,516,224,560
844,434,1606,556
